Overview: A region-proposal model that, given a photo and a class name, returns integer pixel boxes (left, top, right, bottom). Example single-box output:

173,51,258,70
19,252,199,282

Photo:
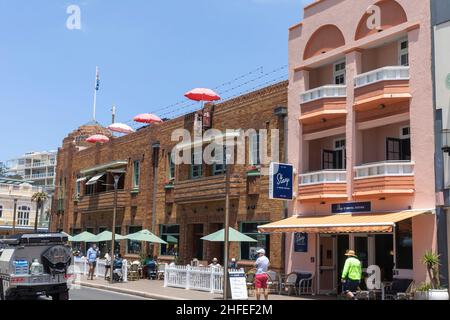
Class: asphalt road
37,287,151,300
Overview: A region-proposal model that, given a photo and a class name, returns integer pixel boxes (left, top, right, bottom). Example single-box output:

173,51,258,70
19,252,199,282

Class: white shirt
255,256,270,274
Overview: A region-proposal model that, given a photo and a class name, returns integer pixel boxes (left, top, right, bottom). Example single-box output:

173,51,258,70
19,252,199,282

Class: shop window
213,146,227,176
396,219,413,269
386,137,411,161
127,226,143,255
239,222,270,260
190,150,202,179
334,60,346,85
168,152,175,179
249,132,261,166
133,160,140,189
160,224,180,256
17,205,30,226
398,39,409,66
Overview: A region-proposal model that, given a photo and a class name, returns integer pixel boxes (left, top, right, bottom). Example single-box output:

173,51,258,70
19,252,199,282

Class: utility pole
12,198,17,235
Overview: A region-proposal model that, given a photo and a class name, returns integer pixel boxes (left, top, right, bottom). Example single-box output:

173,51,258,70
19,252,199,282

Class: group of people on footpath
85,243,363,300
85,244,160,281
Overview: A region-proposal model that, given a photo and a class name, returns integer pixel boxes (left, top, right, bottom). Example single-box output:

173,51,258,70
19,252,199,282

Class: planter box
428,289,449,301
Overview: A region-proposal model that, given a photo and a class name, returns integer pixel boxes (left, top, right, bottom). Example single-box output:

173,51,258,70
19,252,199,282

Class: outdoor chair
385,279,414,300
267,271,281,295
157,263,165,280
297,272,314,295
128,263,140,281
282,272,298,296
246,269,256,297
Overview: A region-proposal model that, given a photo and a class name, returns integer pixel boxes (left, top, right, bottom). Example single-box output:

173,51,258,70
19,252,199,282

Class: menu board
229,271,248,300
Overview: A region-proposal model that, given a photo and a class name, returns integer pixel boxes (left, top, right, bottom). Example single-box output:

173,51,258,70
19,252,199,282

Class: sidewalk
76,276,333,300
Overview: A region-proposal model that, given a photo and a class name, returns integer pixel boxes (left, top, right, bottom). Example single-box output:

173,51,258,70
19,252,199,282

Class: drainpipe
151,142,160,256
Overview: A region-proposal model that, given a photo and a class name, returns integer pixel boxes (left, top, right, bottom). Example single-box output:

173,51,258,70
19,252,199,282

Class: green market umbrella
71,231,96,243
201,227,257,242
125,229,167,244
166,235,178,244
61,232,73,242
92,231,125,242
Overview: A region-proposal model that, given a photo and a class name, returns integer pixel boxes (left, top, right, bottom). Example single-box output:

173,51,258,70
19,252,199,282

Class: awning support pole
393,224,397,270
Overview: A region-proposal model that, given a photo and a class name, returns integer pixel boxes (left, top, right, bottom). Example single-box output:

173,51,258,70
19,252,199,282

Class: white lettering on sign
66,5,82,30
366,265,381,290
366,4,381,31
276,173,290,187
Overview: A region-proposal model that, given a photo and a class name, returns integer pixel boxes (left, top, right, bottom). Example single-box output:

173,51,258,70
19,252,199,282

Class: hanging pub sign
294,233,308,253
202,105,214,129
332,202,371,214
269,162,294,200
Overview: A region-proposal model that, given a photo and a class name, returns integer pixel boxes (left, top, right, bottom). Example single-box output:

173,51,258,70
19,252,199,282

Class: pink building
260,0,437,294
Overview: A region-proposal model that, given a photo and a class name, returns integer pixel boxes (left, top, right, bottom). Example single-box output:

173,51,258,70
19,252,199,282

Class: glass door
319,235,337,294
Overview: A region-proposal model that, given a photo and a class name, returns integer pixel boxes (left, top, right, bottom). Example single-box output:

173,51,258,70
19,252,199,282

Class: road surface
37,287,151,300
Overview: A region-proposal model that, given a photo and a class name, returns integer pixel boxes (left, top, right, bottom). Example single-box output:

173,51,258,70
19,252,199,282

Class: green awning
80,160,128,175
61,232,73,242
92,231,125,242
71,231,96,242
247,171,261,177
166,235,178,244
86,172,106,185
125,229,167,244
201,228,257,242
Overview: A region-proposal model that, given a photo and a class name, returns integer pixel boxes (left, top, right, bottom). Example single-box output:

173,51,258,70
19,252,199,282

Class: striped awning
258,210,432,234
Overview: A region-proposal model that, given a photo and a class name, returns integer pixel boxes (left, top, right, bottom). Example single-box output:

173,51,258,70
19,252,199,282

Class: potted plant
422,251,449,300
414,282,431,300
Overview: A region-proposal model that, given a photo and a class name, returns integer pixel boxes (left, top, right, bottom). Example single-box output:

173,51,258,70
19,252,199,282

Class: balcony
174,175,241,204
353,161,414,198
354,66,410,111
299,85,347,124
298,170,347,202
76,190,128,212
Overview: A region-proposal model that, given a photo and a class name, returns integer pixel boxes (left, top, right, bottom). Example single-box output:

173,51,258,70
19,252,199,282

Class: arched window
17,205,30,226
303,25,346,60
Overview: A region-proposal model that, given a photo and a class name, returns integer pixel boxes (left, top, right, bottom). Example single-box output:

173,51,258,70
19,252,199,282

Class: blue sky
0,0,310,161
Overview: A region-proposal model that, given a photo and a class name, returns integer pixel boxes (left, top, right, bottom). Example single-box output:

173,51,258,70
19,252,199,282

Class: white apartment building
0,178,49,235
4,151,56,192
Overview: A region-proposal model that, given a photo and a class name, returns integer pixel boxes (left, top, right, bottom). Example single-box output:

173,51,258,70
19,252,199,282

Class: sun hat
256,248,266,255
345,250,357,257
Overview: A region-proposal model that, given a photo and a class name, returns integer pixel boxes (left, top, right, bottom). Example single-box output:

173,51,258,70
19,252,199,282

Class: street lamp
223,151,232,300
108,169,125,285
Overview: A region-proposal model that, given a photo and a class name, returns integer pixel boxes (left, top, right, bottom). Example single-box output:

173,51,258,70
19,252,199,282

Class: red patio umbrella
184,88,221,102
107,123,135,134
86,134,110,143
133,113,163,124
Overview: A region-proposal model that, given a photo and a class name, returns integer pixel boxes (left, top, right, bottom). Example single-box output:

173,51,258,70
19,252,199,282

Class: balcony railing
300,85,347,104
299,170,347,185
24,172,55,179
355,66,409,88
354,161,414,179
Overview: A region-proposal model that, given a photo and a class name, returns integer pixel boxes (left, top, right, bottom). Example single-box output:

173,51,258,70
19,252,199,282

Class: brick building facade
51,81,288,271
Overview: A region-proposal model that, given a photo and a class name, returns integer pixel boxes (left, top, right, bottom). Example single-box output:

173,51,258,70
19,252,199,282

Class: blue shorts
343,280,360,292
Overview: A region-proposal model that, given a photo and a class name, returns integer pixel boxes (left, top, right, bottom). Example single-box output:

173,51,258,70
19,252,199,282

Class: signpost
269,162,294,201
229,270,248,300
331,202,371,214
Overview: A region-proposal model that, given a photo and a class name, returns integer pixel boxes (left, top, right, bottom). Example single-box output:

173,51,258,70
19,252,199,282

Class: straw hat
345,250,357,257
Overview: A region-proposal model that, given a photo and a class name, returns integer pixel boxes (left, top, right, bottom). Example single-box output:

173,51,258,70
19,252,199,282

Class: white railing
73,257,128,282
355,66,410,88
164,264,243,294
0,183,42,194
300,85,347,104
354,161,414,179
28,172,55,179
299,170,347,185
